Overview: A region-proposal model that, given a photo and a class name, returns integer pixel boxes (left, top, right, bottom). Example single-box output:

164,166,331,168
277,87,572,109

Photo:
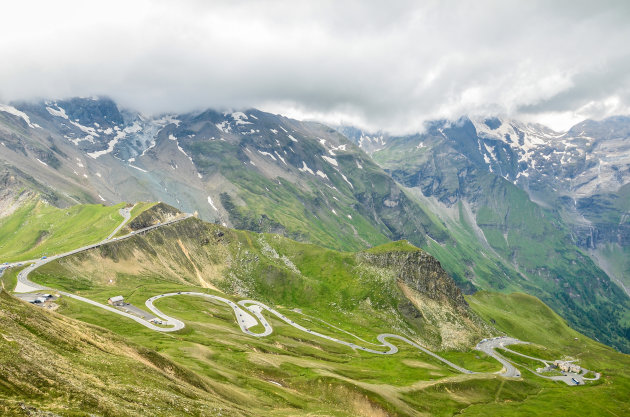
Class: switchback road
7,212,598,384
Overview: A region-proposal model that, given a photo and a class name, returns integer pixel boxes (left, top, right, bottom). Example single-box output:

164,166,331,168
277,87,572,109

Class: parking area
15,293,60,310
115,302,157,321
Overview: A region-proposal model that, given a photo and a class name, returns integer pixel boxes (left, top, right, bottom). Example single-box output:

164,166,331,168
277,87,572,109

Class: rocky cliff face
572,223,630,249
357,248,468,311
356,244,491,349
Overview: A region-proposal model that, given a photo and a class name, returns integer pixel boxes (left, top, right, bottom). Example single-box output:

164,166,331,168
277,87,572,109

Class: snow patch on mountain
231,112,252,125
154,115,180,127
358,134,385,150
87,122,141,159
0,104,40,128
274,151,287,165
483,143,496,160
298,161,314,175
46,105,69,119
129,164,147,173
341,173,353,189
216,121,232,133
177,143,193,162
68,120,100,139
322,155,338,166
258,150,277,161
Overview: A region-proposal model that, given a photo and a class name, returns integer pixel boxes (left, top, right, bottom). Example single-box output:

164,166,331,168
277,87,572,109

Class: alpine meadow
1,1,629,416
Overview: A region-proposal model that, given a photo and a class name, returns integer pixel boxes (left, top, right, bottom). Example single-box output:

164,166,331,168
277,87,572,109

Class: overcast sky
1,0,629,133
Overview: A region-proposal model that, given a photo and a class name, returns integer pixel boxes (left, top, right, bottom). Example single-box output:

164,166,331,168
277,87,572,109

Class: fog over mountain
2,0,630,133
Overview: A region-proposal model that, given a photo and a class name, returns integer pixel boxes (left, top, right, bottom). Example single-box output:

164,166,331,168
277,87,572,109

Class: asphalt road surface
475,336,601,385
105,206,133,241
475,337,523,377
14,213,192,293
6,212,599,383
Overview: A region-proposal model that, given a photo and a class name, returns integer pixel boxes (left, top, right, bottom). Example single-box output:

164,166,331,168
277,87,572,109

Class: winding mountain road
475,336,601,385
105,206,132,241
145,293,474,373
475,337,523,377
6,211,598,383
14,211,192,293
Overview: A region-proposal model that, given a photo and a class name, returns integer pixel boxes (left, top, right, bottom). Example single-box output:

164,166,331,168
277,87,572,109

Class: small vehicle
41,256,47,260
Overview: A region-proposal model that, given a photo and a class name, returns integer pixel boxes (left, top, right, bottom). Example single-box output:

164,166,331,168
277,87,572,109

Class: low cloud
1,0,629,133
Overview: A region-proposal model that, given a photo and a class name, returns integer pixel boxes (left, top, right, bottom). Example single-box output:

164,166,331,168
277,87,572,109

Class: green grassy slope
0,290,243,416
465,291,630,416
188,128,447,253
0,198,125,262
17,215,628,415
30,217,488,351
463,175,630,352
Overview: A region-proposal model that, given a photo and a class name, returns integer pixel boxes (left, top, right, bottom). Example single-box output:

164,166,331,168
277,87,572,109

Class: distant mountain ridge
341,116,630,288
1,97,629,352
341,115,630,200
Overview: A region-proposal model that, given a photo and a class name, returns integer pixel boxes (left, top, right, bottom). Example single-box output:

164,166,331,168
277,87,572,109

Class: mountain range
1,97,629,353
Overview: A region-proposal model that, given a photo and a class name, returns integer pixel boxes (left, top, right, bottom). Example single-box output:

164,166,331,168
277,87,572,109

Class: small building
108,295,125,306
554,360,581,373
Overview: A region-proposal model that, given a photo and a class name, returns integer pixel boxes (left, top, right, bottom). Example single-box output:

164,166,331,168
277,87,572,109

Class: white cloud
0,0,629,133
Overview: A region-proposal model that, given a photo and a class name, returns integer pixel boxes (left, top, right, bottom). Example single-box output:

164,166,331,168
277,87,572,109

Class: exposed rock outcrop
357,248,468,312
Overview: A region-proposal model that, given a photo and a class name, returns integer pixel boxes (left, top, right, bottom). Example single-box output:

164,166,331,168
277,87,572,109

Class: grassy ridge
114,201,157,237
0,198,125,262
30,217,488,351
